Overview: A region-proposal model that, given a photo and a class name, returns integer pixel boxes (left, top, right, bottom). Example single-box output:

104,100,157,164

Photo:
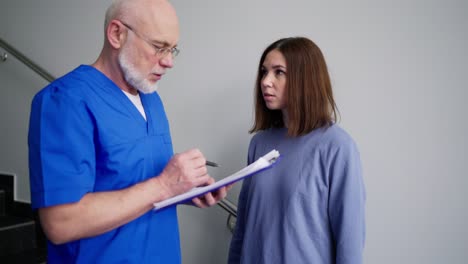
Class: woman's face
260,49,287,112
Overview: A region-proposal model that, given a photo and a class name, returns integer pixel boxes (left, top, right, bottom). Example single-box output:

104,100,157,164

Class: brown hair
250,37,338,137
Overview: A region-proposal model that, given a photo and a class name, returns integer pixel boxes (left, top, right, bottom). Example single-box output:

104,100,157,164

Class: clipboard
153,149,280,211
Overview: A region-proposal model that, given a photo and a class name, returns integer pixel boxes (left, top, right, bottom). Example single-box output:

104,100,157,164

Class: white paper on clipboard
153,149,280,211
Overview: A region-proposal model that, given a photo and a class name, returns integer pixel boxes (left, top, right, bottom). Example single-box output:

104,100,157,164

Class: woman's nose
262,73,273,88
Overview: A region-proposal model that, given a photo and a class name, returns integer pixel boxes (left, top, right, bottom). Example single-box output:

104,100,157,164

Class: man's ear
107,20,126,49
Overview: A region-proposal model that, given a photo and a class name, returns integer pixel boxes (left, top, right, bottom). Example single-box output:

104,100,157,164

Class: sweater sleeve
227,177,251,264
327,140,366,264
228,136,258,264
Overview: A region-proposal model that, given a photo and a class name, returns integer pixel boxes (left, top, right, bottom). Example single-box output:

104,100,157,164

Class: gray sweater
229,125,366,264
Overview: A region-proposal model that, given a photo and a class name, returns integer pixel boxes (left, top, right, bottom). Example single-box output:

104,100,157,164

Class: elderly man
28,0,227,263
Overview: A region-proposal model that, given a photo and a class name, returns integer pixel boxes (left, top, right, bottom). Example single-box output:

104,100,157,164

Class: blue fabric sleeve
29,83,96,209
328,140,366,264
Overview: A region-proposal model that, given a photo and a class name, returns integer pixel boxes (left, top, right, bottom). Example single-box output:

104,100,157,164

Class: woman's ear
106,20,126,49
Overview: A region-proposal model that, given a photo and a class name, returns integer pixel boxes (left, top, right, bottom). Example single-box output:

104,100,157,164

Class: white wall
1,0,467,263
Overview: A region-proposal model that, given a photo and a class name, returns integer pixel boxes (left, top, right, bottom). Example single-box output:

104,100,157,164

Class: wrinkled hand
191,180,234,208
157,149,213,199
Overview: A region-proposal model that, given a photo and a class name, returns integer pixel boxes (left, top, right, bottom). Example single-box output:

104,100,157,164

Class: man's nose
159,53,174,68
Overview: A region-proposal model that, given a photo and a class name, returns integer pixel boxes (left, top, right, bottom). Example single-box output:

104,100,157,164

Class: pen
206,160,219,167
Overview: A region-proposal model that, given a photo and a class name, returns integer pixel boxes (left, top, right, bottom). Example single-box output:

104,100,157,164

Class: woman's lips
263,94,275,101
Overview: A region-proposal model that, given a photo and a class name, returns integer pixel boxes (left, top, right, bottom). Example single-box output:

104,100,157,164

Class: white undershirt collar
122,90,147,121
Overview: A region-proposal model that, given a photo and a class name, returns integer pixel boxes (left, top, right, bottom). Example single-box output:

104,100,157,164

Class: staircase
0,173,47,263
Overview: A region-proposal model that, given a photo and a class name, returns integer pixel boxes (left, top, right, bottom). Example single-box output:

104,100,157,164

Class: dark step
0,174,14,215
0,174,46,262
0,189,5,216
1,249,37,264
0,215,36,257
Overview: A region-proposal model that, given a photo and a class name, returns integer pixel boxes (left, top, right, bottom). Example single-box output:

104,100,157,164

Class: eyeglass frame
118,20,180,58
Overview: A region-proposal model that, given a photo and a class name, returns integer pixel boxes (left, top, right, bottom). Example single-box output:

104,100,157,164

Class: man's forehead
131,1,179,45
143,19,179,46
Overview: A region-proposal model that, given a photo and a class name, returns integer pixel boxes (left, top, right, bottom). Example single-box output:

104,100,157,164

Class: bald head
104,0,179,41
93,0,179,94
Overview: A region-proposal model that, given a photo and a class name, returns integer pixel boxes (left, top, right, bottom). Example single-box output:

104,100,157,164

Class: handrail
218,198,237,217
0,37,55,82
0,36,238,221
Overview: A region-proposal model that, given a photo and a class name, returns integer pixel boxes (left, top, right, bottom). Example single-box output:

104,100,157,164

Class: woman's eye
276,69,285,75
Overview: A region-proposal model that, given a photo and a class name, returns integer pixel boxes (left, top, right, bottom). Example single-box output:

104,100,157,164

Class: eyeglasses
119,21,180,58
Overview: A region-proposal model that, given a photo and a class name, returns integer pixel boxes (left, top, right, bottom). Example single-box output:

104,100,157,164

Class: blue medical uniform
28,65,181,263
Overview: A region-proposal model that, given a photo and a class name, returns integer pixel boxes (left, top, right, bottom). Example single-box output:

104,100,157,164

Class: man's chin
137,82,158,94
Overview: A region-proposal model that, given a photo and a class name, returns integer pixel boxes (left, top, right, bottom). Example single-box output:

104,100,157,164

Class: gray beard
118,49,158,94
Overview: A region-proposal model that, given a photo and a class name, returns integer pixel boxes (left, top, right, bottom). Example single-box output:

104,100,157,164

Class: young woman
228,37,366,264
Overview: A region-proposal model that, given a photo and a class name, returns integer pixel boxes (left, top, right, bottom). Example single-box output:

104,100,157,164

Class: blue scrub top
28,65,181,263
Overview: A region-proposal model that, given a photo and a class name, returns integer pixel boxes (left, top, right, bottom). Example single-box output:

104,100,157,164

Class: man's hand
191,179,233,208
156,148,214,200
